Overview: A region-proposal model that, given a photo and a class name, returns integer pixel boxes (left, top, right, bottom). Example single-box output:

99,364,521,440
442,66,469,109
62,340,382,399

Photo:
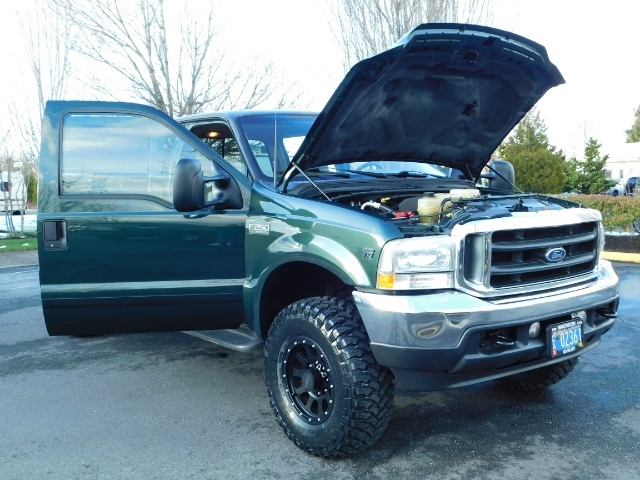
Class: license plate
548,319,584,358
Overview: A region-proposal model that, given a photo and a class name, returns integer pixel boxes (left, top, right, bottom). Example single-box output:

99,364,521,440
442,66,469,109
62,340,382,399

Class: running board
183,325,263,352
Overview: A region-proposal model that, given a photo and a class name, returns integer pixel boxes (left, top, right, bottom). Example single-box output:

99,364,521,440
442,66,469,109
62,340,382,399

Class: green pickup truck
38,24,619,457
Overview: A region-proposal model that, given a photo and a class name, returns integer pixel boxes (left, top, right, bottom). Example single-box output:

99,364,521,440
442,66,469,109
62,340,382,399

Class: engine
341,189,569,236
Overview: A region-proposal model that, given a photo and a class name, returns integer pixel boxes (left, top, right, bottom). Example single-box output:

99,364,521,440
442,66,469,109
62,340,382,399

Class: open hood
286,23,564,183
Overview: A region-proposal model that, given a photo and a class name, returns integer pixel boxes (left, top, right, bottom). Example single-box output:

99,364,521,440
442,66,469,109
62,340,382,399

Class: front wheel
264,296,394,458
496,357,579,391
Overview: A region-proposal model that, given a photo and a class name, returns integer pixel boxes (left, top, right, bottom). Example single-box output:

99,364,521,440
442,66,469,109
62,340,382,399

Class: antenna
273,112,277,188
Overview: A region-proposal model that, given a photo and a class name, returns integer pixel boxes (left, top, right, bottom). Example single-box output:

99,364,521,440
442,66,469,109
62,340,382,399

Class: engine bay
335,189,572,236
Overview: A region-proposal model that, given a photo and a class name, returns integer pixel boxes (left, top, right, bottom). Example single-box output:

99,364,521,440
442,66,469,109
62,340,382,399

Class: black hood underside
286,23,564,184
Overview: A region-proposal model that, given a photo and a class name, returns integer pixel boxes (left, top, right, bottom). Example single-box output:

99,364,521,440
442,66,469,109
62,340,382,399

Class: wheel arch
249,261,354,340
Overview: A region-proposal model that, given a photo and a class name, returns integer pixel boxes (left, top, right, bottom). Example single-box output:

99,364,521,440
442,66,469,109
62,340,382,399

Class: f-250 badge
247,223,270,235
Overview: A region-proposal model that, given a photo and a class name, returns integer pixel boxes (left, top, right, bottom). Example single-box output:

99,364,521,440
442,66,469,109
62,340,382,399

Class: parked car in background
608,179,625,196
625,177,637,195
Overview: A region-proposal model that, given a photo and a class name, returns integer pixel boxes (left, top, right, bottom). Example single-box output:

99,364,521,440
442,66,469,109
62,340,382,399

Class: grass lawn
0,233,37,252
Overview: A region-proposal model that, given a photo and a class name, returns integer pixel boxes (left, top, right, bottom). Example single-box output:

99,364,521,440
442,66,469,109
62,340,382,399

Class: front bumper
352,261,619,391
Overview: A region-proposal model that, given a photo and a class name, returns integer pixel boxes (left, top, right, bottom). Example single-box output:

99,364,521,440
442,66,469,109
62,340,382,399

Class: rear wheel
496,357,579,391
264,296,394,458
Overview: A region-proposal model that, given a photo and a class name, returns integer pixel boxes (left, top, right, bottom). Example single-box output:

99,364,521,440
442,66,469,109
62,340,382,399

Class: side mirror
173,158,243,212
481,160,516,191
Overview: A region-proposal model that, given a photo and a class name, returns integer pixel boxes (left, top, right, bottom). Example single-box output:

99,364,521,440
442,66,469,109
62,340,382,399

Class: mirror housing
173,158,243,212
481,160,516,191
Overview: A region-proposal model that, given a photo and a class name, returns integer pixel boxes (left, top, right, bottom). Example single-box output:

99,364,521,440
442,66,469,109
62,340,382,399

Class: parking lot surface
1,263,638,479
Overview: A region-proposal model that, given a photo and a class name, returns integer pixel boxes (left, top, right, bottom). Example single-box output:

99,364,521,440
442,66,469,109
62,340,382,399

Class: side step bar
183,324,263,352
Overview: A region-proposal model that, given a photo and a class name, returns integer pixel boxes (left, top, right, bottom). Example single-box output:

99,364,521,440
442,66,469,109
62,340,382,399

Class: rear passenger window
190,123,248,177
61,113,212,203
202,136,247,176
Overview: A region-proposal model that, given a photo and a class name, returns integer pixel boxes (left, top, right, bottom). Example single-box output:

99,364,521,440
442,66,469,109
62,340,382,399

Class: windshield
236,113,460,183
236,114,316,180
316,161,447,177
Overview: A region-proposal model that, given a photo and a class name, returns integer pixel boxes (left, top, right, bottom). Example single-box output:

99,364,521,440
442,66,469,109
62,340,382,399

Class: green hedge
566,194,640,232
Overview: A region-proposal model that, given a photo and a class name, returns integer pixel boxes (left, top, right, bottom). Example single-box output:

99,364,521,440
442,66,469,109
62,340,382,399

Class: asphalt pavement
1,259,639,478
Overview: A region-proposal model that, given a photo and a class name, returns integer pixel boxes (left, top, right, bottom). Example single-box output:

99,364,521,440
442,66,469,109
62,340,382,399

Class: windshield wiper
303,167,351,178
311,171,350,178
305,167,387,178
393,171,441,178
342,169,389,178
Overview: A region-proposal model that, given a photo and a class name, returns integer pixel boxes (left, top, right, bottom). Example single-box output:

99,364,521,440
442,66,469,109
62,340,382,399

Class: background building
605,142,640,183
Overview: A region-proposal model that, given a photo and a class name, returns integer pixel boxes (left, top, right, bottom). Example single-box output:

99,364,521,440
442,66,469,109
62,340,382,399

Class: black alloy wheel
279,337,334,425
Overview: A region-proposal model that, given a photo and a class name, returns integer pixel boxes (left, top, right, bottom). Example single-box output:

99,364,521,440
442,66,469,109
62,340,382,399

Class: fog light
528,322,541,338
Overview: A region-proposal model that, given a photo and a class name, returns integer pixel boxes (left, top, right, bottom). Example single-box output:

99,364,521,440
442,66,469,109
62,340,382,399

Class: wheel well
258,262,351,339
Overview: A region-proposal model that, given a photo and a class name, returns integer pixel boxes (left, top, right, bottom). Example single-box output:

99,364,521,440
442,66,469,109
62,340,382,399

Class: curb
0,250,39,269
602,251,640,264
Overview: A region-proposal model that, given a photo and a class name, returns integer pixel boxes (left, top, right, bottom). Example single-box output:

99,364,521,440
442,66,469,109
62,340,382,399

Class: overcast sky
1,0,639,159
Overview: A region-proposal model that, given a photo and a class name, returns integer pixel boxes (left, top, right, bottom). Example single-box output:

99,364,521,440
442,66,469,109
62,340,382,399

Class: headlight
377,236,455,290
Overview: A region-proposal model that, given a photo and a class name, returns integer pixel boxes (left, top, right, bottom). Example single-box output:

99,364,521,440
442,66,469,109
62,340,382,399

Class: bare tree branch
332,0,494,72
57,0,303,116
15,0,73,164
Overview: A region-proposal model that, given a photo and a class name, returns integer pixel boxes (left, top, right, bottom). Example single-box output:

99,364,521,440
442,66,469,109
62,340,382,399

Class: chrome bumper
352,261,619,390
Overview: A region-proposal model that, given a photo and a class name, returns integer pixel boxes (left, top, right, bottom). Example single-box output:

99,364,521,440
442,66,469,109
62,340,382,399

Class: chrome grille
464,221,599,290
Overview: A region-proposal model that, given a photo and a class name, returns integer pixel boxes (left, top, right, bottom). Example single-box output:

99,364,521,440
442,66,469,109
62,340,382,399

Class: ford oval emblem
545,247,567,263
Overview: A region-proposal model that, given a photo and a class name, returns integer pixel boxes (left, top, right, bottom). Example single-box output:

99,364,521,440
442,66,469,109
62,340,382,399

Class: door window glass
61,113,213,203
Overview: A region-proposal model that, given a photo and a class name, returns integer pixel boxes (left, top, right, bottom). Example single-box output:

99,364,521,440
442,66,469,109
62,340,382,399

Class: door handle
43,220,68,250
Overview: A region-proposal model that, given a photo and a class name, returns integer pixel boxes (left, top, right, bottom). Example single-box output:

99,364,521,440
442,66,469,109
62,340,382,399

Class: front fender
250,229,372,288
243,184,401,331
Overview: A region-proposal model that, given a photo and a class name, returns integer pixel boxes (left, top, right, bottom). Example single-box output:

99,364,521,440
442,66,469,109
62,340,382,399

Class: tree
582,138,613,194
563,156,582,193
60,0,302,117
18,0,73,122
332,0,493,72
10,0,73,213
626,104,640,143
497,109,566,194
564,138,612,194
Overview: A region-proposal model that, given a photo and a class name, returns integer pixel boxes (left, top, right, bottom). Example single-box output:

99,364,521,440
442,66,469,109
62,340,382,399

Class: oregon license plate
548,319,584,358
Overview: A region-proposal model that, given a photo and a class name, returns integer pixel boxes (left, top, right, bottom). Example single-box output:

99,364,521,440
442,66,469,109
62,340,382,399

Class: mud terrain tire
264,296,394,458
